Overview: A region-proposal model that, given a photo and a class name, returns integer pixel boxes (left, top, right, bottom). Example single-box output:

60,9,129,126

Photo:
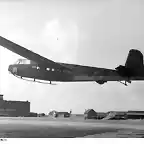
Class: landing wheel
119,81,127,86
124,81,127,86
119,80,131,86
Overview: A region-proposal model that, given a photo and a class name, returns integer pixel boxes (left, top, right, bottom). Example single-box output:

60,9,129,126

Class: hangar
0,94,30,117
127,111,144,119
84,109,97,119
104,111,127,120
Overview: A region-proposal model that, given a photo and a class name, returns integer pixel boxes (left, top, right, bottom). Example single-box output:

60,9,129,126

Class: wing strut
119,81,128,86
14,74,57,85
118,79,131,86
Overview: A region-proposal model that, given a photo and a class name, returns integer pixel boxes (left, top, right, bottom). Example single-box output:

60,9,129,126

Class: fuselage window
32,66,37,68
52,68,55,71
46,68,50,71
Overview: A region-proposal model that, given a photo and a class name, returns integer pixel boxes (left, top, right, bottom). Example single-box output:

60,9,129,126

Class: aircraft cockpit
14,59,36,65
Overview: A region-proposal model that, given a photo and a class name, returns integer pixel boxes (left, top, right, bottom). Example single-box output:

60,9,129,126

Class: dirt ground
0,116,144,138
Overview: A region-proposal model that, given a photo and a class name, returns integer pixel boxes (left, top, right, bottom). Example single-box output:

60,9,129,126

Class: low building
104,111,127,120
84,109,97,120
38,113,45,117
57,112,70,117
49,110,71,118
49,110,58,117
0,94,30,117
96,112,107,119
127,111,144,119
28,112,37,117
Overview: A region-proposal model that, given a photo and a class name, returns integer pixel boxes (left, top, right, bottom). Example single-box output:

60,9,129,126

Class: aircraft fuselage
8,64,101,82
8,63,144,84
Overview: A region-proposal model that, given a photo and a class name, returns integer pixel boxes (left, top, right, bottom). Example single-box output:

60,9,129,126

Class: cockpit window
14,60,20,64
22,59,31,64
14,59,31,64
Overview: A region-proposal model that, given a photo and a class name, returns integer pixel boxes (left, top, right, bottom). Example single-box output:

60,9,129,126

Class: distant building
104,111,127,120
96,112,107,119
28,112,37,117
38,113,45,117
49,110,71,118
84,109,97,120
127,111,144,119
49,110,58,117
57,112,70,117
0,94,30,117
102,110,144,120
0,95,3,100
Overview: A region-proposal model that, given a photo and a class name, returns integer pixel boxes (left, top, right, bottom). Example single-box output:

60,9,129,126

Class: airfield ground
1,116,144,138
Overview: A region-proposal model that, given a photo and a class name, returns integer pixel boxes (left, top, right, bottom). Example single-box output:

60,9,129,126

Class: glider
0,36,143,86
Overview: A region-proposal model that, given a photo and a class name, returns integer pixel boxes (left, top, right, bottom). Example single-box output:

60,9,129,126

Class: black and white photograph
0,0,144,140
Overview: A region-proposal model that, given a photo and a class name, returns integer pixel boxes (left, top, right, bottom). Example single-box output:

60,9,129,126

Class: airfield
1,116,144,138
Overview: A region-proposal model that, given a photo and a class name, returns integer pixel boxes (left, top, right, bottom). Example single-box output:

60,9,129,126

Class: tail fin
125,49,143,69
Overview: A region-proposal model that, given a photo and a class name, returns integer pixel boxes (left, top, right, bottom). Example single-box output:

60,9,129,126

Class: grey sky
0,0,144,114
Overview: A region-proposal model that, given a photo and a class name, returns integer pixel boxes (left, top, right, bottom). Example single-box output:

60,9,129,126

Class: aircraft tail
125,49,143,69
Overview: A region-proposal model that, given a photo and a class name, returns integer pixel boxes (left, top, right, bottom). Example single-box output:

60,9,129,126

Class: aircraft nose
8,65,12,73
8,65,18,74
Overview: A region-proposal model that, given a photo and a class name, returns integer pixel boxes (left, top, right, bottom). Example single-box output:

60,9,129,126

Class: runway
0,117,144,138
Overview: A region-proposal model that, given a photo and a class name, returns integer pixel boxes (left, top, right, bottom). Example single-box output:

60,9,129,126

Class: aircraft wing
0,36,71,70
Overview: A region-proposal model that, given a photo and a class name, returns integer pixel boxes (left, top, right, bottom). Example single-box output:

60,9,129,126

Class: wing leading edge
0,36,71,70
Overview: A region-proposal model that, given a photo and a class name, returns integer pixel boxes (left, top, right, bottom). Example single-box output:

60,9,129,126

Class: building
96,112,107,119
49,110,58,117
127,111,144,119
38,113,45,117
105,111,144,120
49,110,71,118
28,112,37,117
84,109,97,120
104,111,127,120
57,112,70,117
0,94,30,117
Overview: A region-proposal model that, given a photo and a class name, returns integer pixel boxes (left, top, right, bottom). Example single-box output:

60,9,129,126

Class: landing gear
119,81,128,86
48,81,57,85
119,79,131,86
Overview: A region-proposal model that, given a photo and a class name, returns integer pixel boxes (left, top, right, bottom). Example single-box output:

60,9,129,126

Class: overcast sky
0,0,144,114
